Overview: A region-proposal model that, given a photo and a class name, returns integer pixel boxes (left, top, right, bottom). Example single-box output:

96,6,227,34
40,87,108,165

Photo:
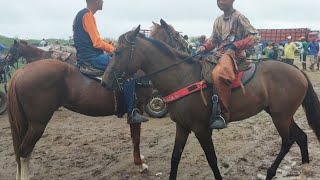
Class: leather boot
128,109,149,124
210,55,235,129
209,93,227,129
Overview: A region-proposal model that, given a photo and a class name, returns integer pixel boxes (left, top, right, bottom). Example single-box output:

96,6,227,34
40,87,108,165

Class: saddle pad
51,50,72,61
231,63,257,89
79,62,105,77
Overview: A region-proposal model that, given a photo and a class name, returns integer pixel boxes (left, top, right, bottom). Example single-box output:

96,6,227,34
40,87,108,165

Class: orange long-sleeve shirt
82,9,115,54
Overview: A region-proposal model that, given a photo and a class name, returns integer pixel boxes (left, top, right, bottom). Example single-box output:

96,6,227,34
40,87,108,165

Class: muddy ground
0,61,320,180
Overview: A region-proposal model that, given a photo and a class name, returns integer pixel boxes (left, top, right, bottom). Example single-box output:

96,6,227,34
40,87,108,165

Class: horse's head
7,40,26,62
151,19,190,54
101,26,143,90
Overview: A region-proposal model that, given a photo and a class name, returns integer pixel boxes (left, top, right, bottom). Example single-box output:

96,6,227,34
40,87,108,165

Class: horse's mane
19,40,46,53
137,33,190,60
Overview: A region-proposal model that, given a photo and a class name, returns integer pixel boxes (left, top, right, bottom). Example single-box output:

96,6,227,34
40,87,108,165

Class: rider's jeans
89,53,137,115
90,53,112,71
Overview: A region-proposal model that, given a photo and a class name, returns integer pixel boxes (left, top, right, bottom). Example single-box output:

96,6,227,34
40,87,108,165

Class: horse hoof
140,155,145,160
140,163,148,173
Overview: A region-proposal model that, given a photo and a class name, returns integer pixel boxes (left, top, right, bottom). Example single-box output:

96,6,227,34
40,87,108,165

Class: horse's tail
8,69,27,172
301,71,320,141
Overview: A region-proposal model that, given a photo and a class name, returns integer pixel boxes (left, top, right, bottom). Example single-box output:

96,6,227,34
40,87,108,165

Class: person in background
299,37,308,70
307,37,319,70
283,36,298,65
262,42,273,59
195,35,206,56
73,0,148,124
253,43,262,60
39,38,46,47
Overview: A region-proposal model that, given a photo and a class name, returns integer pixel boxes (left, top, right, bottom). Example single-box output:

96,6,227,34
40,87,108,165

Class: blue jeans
89,53,136,114
90,53,112,71
123,79,136,114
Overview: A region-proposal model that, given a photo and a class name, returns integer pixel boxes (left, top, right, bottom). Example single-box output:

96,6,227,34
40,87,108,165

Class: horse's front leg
169,124,190,180
130,123,148,172
195,131,222,180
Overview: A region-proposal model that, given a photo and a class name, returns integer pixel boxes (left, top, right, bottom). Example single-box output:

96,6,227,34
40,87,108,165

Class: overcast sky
1,0,319,40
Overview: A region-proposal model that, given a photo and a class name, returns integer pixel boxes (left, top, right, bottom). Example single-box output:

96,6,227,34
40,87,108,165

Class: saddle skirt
51,50,72,61
231,62,257,89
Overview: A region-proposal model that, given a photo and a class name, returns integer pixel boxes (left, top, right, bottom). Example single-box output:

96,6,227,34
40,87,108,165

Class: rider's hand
196,46,206,54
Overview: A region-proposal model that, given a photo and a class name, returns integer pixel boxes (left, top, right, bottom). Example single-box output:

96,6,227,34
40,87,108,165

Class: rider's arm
201,21,218,53
229,15,260,51
82,12,115,54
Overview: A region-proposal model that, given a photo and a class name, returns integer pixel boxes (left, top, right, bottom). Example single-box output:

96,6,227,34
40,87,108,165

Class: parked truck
258,28,319,43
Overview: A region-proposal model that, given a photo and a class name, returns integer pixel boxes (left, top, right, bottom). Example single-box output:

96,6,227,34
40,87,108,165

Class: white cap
287,36,292,40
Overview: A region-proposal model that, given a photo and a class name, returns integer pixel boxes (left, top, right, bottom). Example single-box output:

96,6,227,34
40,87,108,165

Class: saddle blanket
163,63,257,103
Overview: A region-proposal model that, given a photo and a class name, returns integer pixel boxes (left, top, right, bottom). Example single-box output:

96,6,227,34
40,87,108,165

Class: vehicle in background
258,28,319,43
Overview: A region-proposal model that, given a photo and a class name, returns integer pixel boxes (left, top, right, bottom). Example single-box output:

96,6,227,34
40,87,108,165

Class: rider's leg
123,79,149,124
90,53,112,71
209,56,235,129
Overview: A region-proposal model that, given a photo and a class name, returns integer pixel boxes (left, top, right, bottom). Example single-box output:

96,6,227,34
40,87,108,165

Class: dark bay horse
8,40,77,64
7,21,190,180
101,26,320,180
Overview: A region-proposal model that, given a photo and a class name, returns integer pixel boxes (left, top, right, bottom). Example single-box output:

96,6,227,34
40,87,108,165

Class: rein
161,25,189,53
123,34,200,81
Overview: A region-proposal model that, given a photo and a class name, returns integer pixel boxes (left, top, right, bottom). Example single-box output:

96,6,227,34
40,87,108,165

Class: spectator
299,36,308,70
39,39,46,47
262,42,273,59
253,43,262,60
270,43,279,60
284,36,298,65
195,35,206,56
307,37,319,70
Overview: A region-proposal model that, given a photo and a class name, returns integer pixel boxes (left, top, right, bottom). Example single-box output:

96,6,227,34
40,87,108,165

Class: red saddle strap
163,81,207,103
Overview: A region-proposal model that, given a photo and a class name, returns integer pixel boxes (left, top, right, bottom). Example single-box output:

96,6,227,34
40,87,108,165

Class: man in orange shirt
73,0,149,123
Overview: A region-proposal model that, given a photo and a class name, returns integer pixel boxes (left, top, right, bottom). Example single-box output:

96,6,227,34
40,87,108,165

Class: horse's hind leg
195,131,222,180
19,123,47,180
266,117,296,180
290,122,311,180
169,124,190,180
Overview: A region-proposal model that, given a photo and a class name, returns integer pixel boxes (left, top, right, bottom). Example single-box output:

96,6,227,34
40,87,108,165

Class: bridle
111,33,200,91
161,25,190,53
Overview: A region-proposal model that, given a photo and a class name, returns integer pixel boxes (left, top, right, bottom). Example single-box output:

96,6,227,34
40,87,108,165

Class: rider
73,0,148,123
197,0,260,129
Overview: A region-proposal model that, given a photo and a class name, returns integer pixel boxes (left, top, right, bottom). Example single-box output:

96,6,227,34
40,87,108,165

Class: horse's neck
141,47,201,96
23,47,51,62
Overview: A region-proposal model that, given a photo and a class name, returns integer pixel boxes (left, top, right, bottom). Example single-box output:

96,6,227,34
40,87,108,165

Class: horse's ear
160,19,169,28
132,25,140,37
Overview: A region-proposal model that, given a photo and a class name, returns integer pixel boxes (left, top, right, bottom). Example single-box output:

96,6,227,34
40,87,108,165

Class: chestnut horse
101,26,320,180
7,20,190,180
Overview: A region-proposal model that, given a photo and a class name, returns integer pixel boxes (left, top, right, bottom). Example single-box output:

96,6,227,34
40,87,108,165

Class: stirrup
127,109,149,124
210,115,227,130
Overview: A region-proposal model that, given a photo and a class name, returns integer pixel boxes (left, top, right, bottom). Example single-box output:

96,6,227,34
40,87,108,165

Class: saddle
51,50,72,61
200,54,257,89
78,61,105,77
